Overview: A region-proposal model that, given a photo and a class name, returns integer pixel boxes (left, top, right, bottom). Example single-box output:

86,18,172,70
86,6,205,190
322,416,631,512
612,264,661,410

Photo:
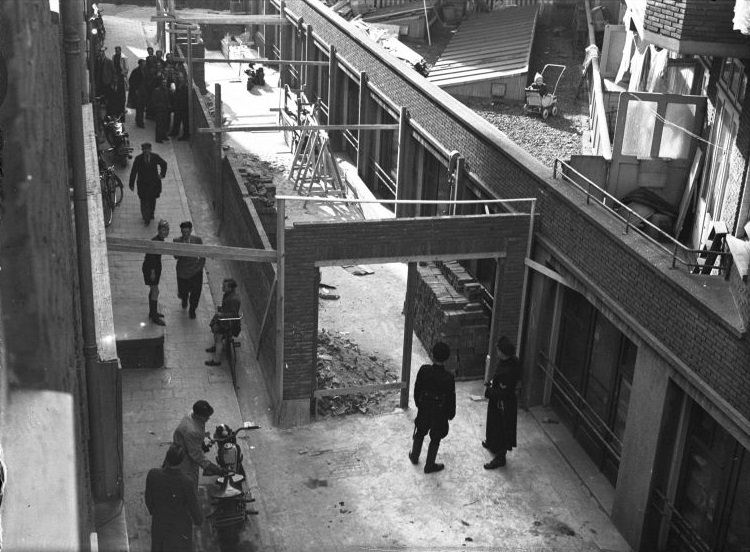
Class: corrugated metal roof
428,6,538,88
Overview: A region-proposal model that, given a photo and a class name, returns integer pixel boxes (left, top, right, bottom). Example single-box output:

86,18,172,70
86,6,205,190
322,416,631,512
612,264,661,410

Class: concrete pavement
102,4,631,552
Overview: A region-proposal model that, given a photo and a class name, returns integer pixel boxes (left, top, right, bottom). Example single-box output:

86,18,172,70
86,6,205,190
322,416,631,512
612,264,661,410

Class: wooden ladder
692,221,728,275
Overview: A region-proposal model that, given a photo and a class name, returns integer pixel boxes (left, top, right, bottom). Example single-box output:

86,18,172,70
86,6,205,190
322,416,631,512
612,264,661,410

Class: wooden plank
197,123,401,133
314,251,508,267
172,57,328,66
106,236,277,262
314,381,407,398
275,198,286,403
400,262,417,408
152,14,289,25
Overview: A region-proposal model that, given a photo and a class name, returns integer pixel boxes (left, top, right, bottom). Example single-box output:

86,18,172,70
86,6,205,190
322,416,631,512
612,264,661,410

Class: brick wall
413,262,490,379
644,0,747,45
282,215,530,399
277,0,750,420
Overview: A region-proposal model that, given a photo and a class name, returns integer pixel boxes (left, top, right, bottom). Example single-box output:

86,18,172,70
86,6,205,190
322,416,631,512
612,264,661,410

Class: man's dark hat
192,400,214,417
141,142,152,149
432,341,450,363
497,336,515,357
180,221,193,229
164,443,185,466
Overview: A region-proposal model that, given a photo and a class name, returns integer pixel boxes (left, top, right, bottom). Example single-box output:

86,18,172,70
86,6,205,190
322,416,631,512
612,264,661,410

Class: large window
662,404,750,552
552,288,635,485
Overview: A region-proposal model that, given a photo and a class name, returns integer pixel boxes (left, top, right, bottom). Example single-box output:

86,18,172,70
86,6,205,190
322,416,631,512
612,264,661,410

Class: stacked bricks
413,261,490,380
644,0,745,45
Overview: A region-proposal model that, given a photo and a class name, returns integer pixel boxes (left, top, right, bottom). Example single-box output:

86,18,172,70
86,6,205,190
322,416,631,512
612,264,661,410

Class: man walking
169,73,190,140
129,142,167,225
409,342,456,474
111,45,128,117
173,400,225,491
483,336,521,469
142,220,169,326
151,77,171,143
174,221,205,319
129,59,148,127
145,444,203,552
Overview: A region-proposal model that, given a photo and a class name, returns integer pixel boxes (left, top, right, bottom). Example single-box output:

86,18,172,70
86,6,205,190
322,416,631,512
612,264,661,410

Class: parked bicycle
99,147,124,227
206,422,260,552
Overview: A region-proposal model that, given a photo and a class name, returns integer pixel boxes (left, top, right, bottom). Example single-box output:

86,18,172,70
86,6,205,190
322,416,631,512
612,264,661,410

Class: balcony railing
553,159,733,275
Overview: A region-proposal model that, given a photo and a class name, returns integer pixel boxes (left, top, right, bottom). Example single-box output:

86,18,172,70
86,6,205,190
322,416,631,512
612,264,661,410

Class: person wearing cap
483,336,521,469
173,221,205,319
409,342,456,474
172,400,225,491
128,142,167,225
142,220,170,326
145,443,202,552
205,278,241,366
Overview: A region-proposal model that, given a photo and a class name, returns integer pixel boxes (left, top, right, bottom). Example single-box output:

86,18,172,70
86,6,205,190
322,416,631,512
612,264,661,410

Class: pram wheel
542,108,550,120
552,106,559,117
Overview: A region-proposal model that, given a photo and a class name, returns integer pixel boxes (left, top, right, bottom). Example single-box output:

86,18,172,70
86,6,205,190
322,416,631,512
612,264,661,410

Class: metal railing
342,128,358,151
650,488,712,552
536,352,622,463
368,159,397,197
553,159,733,275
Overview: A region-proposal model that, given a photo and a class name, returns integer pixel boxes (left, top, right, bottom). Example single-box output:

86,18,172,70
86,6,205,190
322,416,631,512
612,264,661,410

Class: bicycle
98,148,124,227
220,314,243,390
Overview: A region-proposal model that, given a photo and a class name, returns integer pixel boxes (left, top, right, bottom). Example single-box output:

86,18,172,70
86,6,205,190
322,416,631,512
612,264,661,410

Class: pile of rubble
225,149,284,206
315,329,401,417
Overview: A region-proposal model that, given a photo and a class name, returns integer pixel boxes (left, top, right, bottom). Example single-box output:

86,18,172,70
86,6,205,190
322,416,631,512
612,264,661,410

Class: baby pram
523,64,566,120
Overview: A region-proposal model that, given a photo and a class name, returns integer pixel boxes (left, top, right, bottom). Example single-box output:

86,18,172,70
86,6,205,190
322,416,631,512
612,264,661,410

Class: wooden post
327,45,338,149
304,24,313,92
357,71,369,172
394,106,409,218
215,83,223,220
275,198,286,406
186,27,195,138
454,156,466,214
485,257,505,382
543,283,563,405
278,0,289,87
400,262,417,408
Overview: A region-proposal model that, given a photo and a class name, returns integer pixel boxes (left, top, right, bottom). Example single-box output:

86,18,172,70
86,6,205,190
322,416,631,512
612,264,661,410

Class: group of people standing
409,336,521,473
126,47,190,142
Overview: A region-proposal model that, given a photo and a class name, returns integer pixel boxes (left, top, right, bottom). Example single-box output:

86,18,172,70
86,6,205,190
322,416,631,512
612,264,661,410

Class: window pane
622,101,657,157
725,452,750,552
659,103,696,159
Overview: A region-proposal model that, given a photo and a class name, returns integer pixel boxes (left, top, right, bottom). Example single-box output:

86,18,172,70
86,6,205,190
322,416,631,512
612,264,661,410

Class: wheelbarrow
523,64,566,120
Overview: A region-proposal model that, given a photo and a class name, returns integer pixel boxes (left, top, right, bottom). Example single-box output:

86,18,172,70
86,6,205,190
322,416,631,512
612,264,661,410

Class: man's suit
129,151,167,223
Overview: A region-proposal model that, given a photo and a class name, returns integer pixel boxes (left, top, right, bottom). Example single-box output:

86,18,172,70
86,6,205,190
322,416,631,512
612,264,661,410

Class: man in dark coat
150,78,171,143
145,443,203,552
483,336,521,469
129,59,148,126
409,342,456,474
169,73,190,140
174,221,206,319
172,400,225,491
142,220,169,326
129,142,167,225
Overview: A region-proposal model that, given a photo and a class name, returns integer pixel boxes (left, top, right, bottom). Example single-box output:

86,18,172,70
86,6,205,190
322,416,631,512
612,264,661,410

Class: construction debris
315,329,401,418
225,148,285,206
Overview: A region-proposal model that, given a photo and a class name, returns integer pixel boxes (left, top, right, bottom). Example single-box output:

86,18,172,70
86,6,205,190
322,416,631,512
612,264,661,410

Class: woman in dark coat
483,336,521,469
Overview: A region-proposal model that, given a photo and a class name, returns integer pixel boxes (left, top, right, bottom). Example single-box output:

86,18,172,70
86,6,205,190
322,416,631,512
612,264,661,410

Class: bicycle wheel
105,174,118,212
111,173,124,206
101,183,113,227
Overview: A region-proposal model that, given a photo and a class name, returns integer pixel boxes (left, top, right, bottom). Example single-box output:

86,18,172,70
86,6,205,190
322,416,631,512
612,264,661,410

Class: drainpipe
61,0,101,494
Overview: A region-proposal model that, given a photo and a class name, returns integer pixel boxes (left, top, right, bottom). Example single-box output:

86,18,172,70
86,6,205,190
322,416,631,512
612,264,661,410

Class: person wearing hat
483,336,521,469
172,400,225,492
145,443,202,552
128,142,167,225
142,220,170,326
409,341,456,474
173,221,205,319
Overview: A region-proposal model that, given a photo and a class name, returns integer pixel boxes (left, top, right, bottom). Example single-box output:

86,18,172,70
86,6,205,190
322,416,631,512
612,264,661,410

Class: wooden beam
106,236,276,262
152,14,289,25
400,262,417,408
171,57,328,66
524,258,571,288
275,198,286,403
394,106,409,218
314,251,507,267
314,381,407,398
256,276,278,360
197,123,400,133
